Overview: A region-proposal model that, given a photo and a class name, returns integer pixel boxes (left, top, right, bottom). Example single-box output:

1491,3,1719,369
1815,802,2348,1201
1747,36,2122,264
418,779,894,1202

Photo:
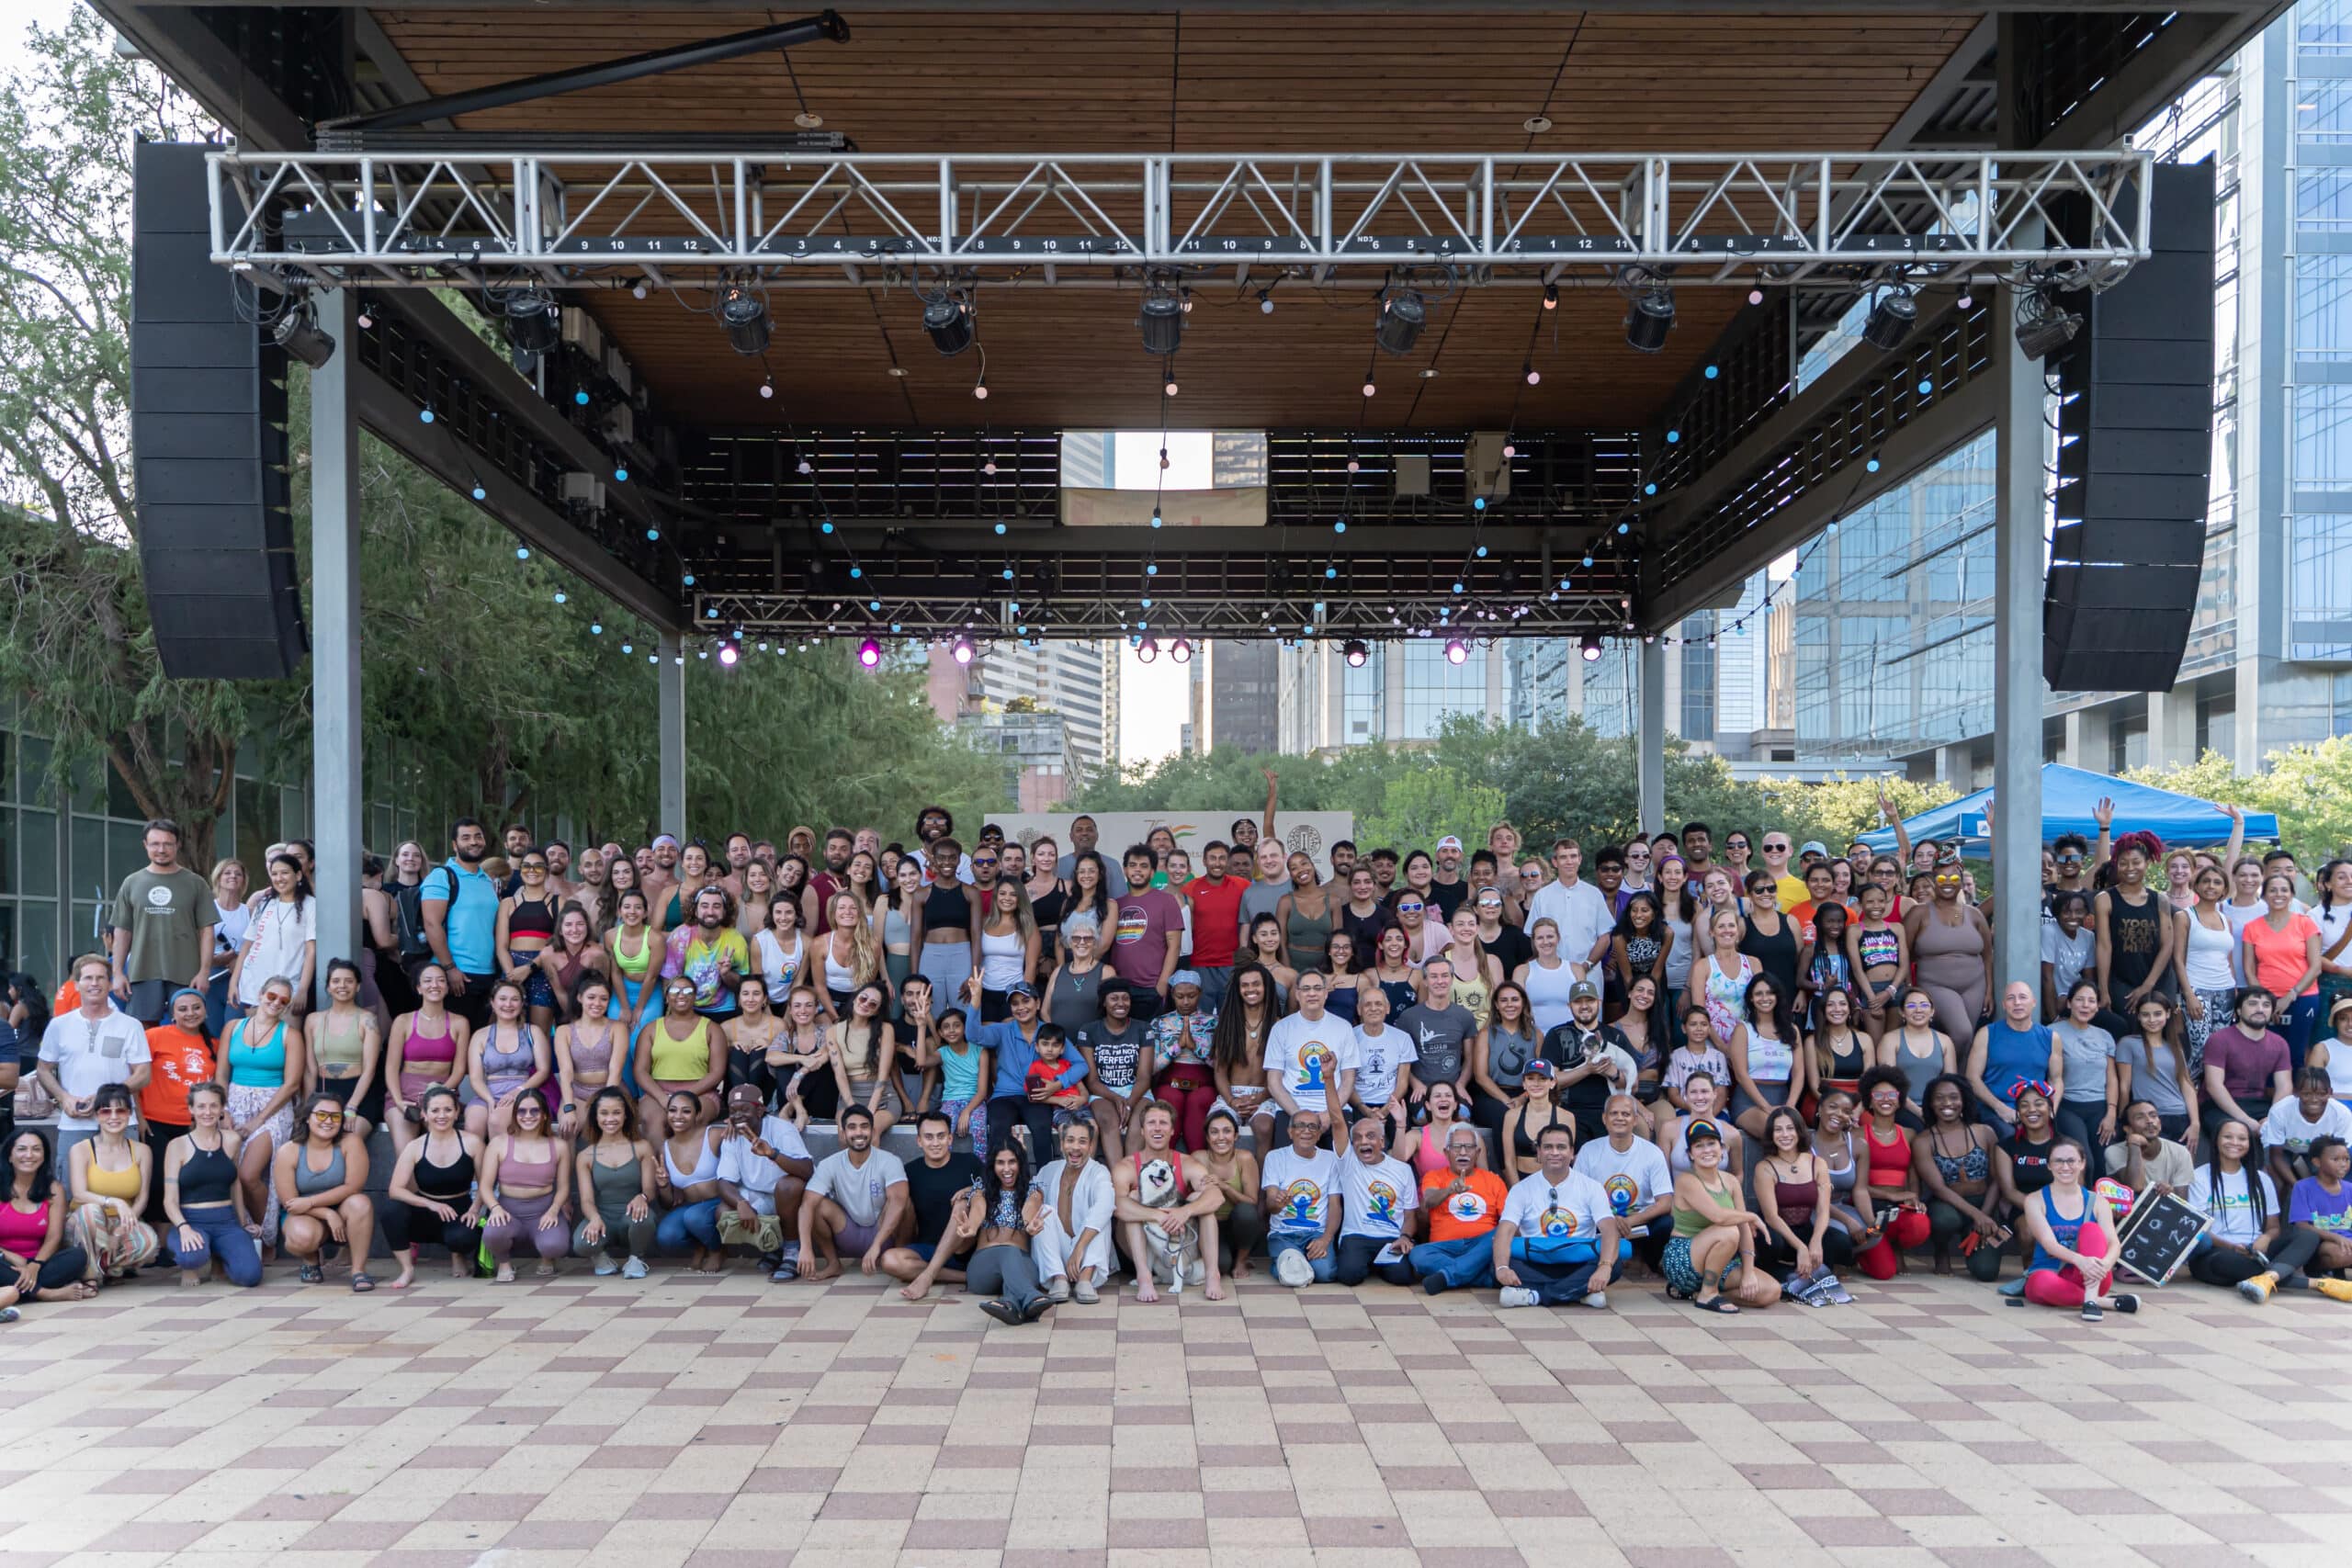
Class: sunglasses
521,861,548,871
311,1111,344,1122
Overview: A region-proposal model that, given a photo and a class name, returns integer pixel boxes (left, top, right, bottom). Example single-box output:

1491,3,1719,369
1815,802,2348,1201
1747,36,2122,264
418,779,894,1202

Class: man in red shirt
1407,1123,1509,1293
1184,840,1248,1012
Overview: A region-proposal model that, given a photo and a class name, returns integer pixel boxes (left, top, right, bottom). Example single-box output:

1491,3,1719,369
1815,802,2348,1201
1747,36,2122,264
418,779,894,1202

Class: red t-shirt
1185,876,1249,969
1109,887,1185,988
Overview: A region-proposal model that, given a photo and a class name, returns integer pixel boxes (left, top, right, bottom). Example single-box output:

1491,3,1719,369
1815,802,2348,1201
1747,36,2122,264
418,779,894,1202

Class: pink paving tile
1108,1518,1206,1548
581,1446,685,1468
628,1493,737,1521
435,1494,540,1522
91,1468,209,1494
1306,1519,1413,1547
1857,1490,1978,1516
817,1493,922,1520
1378,1465,1475,1491
1112,1468,1205,1491
90,1522,209,1551
1798,1517,1916,1548
1202,1493,1302,1518
1195,1445,1285,1467
238,1495,350,1521
1540,1444,1640,1467
1271,1423,1361,1444
907,1519,1011,1550
857,1425,950,1445
294,1520,413,1550
1481,1491,1589,1517
109,1425,207,1447
1601,1422,1694,1444
529,1424,620,1444
1736,1464,1846,1490
791,1404,879,1422
935,1447,1032,1469
502,1521,612,1549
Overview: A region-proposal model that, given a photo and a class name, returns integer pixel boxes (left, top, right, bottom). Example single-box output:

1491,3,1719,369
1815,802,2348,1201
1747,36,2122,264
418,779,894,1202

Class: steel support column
1638,637,1666,837
311,289,364,967
658,631,687,836
1991,233,2046,996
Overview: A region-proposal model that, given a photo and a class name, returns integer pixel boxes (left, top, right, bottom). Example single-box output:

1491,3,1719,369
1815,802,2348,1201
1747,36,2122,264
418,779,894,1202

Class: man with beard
718,832,756,902
1428,836,1470,922
797,1104,910,1281
1058,815,1129,897
1408,1124,1510,1293
809,829,855,934
664,886,750,1023
883,1110,987,1297
1113,1100,1226,1302
644,834,684,912
422,818,502,1027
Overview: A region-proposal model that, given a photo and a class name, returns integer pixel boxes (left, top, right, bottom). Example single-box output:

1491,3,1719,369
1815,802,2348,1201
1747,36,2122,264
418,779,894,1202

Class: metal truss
209,148,2154,288
688,589,1627,643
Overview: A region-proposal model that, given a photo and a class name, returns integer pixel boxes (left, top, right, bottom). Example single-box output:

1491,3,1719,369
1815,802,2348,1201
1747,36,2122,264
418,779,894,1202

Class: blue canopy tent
1856,764,2277,853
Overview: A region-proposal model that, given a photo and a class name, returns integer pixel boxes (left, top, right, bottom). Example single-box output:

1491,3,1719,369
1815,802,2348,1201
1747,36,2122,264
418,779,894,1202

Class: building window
1342,654,1385,743
2296,386,2352,487
2301,80,2352,141
1678,616,1715,741
1398,642,1484,740
2298,255,2352,362
2305,0,2352,51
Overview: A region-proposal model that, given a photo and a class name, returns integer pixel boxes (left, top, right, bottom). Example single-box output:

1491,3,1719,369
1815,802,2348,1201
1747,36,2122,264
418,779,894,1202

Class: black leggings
1332,1233,1418,1286
380,1198,481,1258
1757,1224,1858,1278
9,1247,89,1292
2188,1226,2326,1288
1216,1202,1265,1272
1926,1198,2010,1282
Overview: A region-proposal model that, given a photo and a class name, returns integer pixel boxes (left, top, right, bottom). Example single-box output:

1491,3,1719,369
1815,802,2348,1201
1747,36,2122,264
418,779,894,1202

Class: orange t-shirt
1420,1167,1510,1242
141,1023,217,1126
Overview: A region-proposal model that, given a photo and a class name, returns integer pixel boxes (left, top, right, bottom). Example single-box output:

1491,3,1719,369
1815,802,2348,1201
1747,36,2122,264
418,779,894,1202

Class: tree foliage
2128,741,2352,870
0,8,1007,857
1076,714,1958,855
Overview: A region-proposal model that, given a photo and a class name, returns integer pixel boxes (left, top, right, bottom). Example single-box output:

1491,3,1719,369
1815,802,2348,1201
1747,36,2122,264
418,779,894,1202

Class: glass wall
2294,19,2352,665
1398,641,1486,740
1341,652,1385,744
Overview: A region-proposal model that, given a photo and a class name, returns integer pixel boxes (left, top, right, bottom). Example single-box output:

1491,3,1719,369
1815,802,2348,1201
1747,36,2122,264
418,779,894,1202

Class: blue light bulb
1476,545,1488,558
1917,379,1931,396
574,390,590,405
994,523,1006,536
554,592,567,604
1704,365,1719,379
591,623,602,635
1334,520,1348,534
1325,567,1337,579
515,547,530,559
1473,497,1486,511
1666,430,1680,444
1002,568,1014,580
850,566,862,579
645,527,660,540
471,485,486,502
1146,562,1159,576
820,521,834,534
419,409,435,423
682,573,695,586
614,467,628,482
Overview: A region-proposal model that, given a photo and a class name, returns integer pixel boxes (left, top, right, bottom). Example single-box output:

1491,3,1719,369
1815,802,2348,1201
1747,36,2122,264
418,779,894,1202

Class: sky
7,0,76,70
1113,431,1210,772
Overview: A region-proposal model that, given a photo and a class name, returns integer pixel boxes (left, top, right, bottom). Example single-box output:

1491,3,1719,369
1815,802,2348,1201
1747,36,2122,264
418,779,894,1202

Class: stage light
972,369,989,400
2015,288,2081,361
1164,378,1179,397
759,376,774,399
1747,288,1765,306
271,298,336,369
951,636,975,665
719,280,771,355
1523,361,1540,386
1957,289,1974,310
1362,379,1377,398
1136,636,1159,663
855,637,882,668
632,281,650,299
1580,633,1603,662
1138,280,1184,355
355,307,372,330
1860,288,1917,351
1443,637,1469,665
1543,283,1558,310
1624,288,1675,354
1170,638,1193,664
717,639,741,668
1342,638,1370,668
1374,288,1427,356
499,287,560,370
922,296,975,356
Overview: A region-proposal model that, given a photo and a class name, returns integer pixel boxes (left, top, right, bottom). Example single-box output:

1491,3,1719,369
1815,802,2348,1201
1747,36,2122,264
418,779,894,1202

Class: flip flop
1692,1295,1742,1314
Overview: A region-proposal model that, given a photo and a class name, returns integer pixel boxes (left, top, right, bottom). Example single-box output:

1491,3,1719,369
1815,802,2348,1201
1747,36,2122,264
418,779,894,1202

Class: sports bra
508,892,558,942
479,1024,538,1084
1864,1122,1912,1188
1817,1129,1859,1195
566,1021,619,1083
403,1011,457,1066
314,1010,367,1073
1928,1126,1990,1186
1857,927,1902,970
649,1017,713,1081
612,929,655,979
226,1018,289,1088
663,1129,721,1188
292,1142,347,1198
82,1151,142,1201
1412,1123,1460,1177
413,1134,476,1202
1511,1100,1572,1161
1769,1158,1818,1225
177,1141,238,1206
923,881,971,931
496,1134,559,1190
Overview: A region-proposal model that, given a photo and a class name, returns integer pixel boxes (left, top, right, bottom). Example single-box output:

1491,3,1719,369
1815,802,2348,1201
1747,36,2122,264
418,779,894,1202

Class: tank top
479,1024,538,1087
226,1017,289,1088
1325,984,1357,1025
752,930,804,1002
1738,916,1799,999
1928,1125,1989,1186
177,1140,238,1206
292,1142,347,1198
1523,958,1576,1033
414,1134,475,1203
1891,1028,1943,1105
2029,1185,2092,1272
83,1149,141,1201
1702,953,1757,1045
923,882,971,931
1673,1177,1739,1235
2326,1041,2352,1100
1511,1100,1572,1161
497,1134,558,1189
936,1040,985,1102
1662,908,1695,989
588,1149,641,1213
881,907,911,951
508,891,558,942
1856,925,1902,972
1449,969,1493,1029
2179,908,2237,992
1981,1019,2052,1105
823,937,861,996
2007,1130,2060,1196
1863,1122,1912,1189
648,1017,712,1082
1768,1158,1818,1226
1746,1027,1793,1086
403,1011,457,1066
979,927,1026,990
1375,973,1418,1018
2105,889,2164,995
1486,1024,1538,1083
1049,964,1102,1032
1284,898,1333,967
663,1130,720,1187
1815,1029,1868,1089
314,1010,367,1073
1412,1124,1458,1177
1818,1129,1859,1196
0,1196,53,1258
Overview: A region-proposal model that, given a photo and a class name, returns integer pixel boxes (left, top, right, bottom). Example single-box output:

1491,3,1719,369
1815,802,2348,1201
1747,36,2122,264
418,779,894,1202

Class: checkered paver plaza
1,1272,2342,1566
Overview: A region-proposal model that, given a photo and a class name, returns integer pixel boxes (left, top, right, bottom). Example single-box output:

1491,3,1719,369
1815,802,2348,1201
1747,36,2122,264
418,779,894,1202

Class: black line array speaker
131,141,309,681
2042,159,2216,694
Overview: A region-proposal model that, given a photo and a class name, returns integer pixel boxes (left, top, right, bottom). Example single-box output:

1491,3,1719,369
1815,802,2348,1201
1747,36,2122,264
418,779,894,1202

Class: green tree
0,8,255,859
2129,740,2352,869
1359,768,1508,853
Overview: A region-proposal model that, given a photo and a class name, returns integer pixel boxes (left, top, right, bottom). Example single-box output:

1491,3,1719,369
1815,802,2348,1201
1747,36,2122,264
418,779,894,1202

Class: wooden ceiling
371,6,1982,431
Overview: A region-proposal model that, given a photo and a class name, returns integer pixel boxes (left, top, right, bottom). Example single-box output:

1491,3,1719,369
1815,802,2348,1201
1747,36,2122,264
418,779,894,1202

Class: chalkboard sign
2115,1190,2210,1286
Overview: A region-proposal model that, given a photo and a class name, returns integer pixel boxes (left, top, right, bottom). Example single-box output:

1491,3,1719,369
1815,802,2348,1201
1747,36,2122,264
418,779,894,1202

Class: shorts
508,953,557,1011
834,1219,880,1255
124,977,175,1025
1661,1235,1744,1296
910,1240,972,1268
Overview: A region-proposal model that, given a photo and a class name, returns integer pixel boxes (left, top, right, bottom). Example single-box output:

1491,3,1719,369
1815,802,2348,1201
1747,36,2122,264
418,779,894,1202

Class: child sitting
1025,1024,1091,1111
1663,1007,1731,1114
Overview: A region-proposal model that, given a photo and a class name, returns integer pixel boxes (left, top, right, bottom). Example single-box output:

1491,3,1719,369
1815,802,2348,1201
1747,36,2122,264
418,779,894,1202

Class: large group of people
5,782,2350,1328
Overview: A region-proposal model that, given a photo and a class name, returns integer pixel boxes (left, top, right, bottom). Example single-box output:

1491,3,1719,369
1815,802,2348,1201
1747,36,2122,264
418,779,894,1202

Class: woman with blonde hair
818,890,883,1021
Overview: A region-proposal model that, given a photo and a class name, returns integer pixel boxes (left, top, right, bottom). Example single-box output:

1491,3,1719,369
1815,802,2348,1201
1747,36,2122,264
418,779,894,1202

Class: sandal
299,1263,324,1284
0,1306,18,1324
350,1272,376,1293
1693,1294,1742,1313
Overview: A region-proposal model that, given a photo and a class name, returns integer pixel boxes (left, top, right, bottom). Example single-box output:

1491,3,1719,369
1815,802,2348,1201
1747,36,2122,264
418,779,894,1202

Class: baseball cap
1520,1057,1557,1077
1799,840,1829,857
1436,835,1464,852
1006,980,1038,999
1170,969,1202,990
1569,980,1600,1002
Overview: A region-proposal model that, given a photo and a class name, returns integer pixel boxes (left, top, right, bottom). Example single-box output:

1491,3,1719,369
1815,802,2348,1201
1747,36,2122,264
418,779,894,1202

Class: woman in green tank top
1663,1120,1775,1313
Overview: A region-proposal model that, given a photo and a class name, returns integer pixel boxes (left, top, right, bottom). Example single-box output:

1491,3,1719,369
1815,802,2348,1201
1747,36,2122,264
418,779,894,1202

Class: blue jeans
1269,1228,1338,1283
1408,1234,1497,1292
168,1205,265,1287
1193,965,1233,1011
656,1198,721,1254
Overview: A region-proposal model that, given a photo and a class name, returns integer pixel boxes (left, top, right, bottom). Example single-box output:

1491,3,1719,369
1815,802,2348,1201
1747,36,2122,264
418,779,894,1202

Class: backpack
390,878,435,961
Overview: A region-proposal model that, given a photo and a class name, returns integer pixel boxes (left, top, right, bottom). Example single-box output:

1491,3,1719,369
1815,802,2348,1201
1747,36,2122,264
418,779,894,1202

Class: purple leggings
483,1190,567,1261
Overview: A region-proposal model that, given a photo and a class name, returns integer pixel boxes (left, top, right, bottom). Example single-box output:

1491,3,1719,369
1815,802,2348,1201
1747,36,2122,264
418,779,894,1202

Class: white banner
989,811,1357,877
